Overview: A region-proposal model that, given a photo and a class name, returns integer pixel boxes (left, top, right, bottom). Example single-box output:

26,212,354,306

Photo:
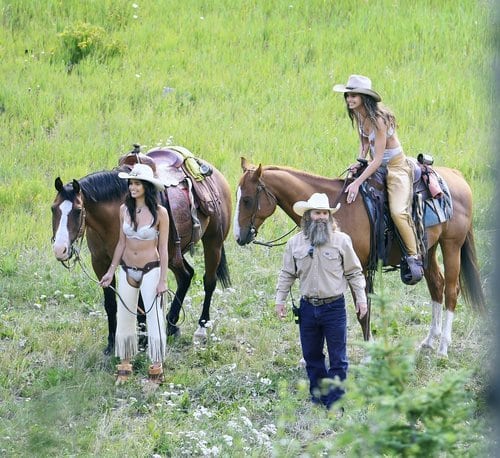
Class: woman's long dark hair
344,93,397,132
124,180,159,230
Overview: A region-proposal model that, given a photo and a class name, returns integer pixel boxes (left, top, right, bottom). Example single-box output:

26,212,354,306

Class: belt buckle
310,297,320,305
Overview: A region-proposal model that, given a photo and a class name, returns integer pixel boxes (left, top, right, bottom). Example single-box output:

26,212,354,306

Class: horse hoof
167,325,181,338
193,326,207,344
420,339,435,350
103,344,114,356
437,346,449,359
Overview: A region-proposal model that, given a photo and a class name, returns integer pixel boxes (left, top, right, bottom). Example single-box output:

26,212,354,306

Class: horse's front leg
103,283,117,355
353,278,372,341
358,305,372,341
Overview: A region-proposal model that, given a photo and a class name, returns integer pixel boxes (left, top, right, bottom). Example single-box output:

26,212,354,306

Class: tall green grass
0,0,495,455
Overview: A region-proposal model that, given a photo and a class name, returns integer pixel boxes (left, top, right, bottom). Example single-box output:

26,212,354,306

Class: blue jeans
299,296,347,409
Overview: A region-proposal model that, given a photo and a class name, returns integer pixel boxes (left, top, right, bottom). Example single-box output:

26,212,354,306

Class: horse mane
263,165,344,182
79,170,127,203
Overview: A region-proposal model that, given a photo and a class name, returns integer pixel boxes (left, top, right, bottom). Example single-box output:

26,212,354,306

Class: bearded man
275,193,367,410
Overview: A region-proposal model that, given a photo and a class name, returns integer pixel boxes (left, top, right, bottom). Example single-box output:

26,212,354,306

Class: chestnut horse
51,159,232,354
234,158,486,357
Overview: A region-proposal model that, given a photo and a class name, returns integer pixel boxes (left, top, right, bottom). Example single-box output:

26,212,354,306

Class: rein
249,180,298,248
252,226,298,247
71,243,177,318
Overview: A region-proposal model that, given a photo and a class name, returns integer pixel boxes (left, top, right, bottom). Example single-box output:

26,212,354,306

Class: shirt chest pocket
294,249,312,273
321,250,342,268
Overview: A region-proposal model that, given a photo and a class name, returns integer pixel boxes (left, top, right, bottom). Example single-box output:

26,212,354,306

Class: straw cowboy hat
293,193,341,217
333,74,381,102
118,163,165,191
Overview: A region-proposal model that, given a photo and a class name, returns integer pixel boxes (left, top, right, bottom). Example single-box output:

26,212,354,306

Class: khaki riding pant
115,267,167,363
386,153,418,256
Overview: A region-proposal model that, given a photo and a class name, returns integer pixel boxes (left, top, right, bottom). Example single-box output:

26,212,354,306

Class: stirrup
115,363,133,385
148,364,164,385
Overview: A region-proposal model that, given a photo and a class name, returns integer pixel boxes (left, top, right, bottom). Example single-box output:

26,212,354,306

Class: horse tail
216,244,231,288
459,229,486,314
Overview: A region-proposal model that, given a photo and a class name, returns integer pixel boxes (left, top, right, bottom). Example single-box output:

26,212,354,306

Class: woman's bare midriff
122,238,159,268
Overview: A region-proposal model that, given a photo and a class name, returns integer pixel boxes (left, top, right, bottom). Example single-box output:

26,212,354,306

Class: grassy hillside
0,0,495,456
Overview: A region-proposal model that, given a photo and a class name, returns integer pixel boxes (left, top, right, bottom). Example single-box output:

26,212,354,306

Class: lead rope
73,251,177,318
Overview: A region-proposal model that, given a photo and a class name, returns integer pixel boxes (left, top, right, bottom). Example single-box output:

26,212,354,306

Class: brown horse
51,156,232,355
234,157,486,357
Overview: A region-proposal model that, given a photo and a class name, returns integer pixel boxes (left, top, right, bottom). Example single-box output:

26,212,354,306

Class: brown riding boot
148,363,164,385
115,363,133,385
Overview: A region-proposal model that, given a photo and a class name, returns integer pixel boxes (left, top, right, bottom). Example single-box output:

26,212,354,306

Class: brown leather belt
302,294,343,306
120,260,160,273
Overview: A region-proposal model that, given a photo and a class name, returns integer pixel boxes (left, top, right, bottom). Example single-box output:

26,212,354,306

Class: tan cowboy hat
333,74,381,102
118,163,165,191
293,193,341,216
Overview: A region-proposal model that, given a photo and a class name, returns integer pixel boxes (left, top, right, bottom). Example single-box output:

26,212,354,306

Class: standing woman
333,74,423,284
99,163,169,384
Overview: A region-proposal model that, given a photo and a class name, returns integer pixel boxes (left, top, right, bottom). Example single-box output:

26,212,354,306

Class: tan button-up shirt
275,230,366,305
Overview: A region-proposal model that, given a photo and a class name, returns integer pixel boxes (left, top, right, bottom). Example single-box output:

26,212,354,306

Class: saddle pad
423,174,453,227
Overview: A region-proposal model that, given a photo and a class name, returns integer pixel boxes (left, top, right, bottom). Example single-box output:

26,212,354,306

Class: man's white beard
306,219,331,246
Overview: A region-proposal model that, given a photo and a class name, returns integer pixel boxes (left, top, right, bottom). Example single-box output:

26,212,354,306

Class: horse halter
244,178,300,247
52,203,87,269
246,180,277,239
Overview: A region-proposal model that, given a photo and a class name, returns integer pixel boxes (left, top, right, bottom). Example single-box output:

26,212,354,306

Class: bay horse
234,157,486,357
51,156,232,355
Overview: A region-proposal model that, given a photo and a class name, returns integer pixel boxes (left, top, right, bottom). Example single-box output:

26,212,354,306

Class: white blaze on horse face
233,186,242,239
52,200,73,260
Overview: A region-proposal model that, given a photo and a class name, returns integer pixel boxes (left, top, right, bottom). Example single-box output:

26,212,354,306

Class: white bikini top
358,118,401,165
123,219,159,241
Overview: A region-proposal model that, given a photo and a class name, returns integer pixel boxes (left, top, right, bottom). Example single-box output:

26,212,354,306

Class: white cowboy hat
118,163,165,191
293,193,341,216
333,74,381,102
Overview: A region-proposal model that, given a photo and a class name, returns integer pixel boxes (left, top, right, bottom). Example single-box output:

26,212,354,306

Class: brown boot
115,363,133,385
148,364,164,385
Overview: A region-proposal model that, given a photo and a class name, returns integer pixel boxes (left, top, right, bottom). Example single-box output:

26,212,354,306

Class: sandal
148,364,164,384
115,363,133,385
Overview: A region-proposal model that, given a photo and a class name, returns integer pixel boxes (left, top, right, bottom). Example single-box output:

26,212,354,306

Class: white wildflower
241,416,253,428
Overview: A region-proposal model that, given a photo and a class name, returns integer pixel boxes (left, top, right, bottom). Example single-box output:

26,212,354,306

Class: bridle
52,201,87,270
246,179,298,248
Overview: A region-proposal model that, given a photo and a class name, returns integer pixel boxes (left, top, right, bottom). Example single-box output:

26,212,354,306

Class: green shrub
57,21,124,67
334,278,485,457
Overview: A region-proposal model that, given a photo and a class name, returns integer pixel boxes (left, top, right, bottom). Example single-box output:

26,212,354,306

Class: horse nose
52,242,69,260
235,228,255,246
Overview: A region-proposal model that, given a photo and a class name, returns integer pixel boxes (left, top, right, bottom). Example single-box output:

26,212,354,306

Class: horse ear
72,179,81,193
55,177,64,192
255,164,262,179
241,157,250,171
